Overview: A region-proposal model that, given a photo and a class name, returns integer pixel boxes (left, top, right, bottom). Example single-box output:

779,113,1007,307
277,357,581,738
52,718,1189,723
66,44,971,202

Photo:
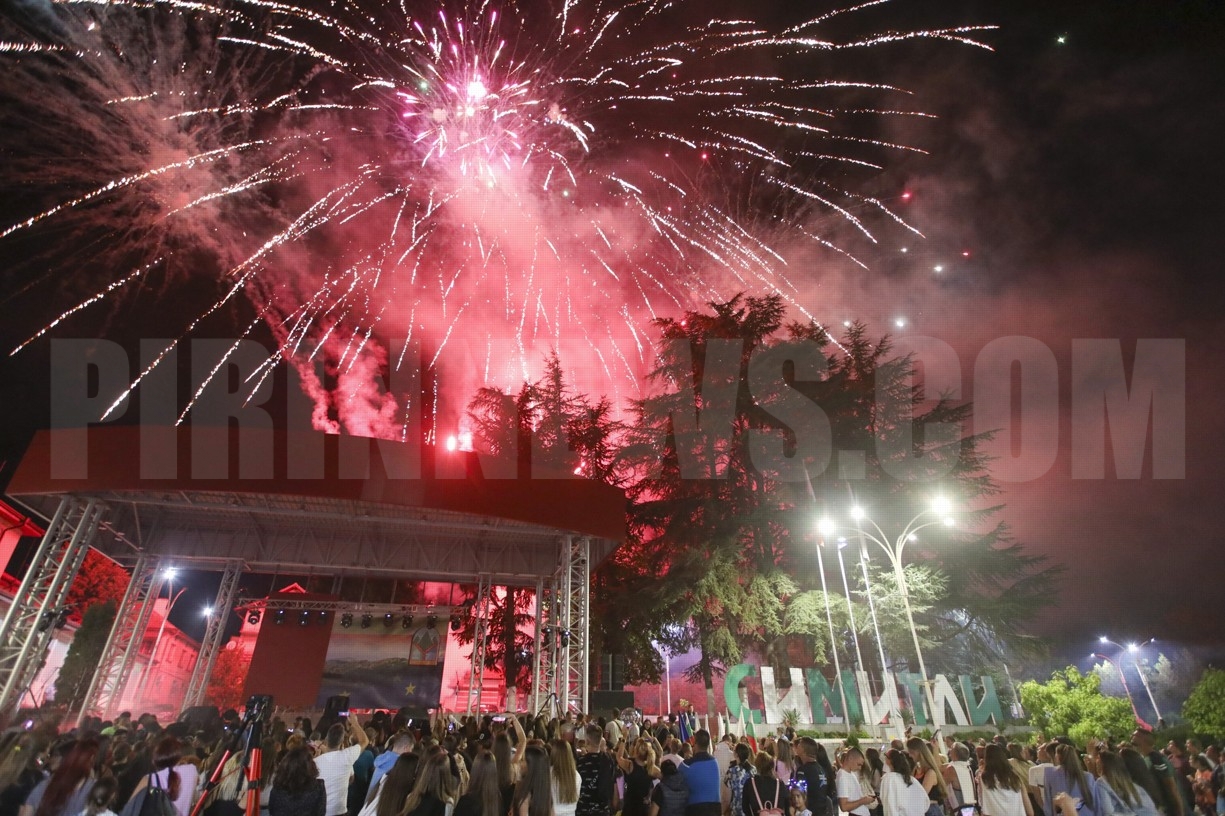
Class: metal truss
0,497,105,718
181,560,243,711
530,578,548,716
559,537,591,715
70,493,612,586
235,598,468,618
77,556,164,724
465,574,493,715
529,536,590,717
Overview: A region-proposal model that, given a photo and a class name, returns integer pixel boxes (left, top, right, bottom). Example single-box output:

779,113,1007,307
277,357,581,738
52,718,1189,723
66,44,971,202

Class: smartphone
492,716,507,723
959,807,978,816
22,720,34,730
339,710,350,719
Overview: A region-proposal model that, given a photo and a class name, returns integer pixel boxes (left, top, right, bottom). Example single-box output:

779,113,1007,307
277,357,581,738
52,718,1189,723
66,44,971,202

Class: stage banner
316,618,447,709
243,592,335,708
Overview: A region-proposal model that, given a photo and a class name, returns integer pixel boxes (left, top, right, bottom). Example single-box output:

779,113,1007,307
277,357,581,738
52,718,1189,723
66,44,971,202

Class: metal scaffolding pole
0,497,105,719
560,536,590,715
181,560,243,710
466,574,493,714
530,578,546,715
77,556,163,725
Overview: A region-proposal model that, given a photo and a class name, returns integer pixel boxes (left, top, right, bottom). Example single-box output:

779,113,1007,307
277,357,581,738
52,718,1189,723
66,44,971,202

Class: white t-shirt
881,772,930,816
315,744,363,816
980,785,1027,816
838,769,870,816
1027,764,1052,791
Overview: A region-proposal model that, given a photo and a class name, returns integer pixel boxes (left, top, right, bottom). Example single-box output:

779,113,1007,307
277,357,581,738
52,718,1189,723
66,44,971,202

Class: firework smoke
0,0,993,436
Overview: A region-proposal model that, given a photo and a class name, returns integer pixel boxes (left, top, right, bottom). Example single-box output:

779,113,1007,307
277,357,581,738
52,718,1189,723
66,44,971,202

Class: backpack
138,774,177,816
751,778,784,816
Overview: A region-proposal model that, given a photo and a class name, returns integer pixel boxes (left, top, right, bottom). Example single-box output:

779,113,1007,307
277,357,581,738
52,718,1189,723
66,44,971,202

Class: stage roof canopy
7,428,625,585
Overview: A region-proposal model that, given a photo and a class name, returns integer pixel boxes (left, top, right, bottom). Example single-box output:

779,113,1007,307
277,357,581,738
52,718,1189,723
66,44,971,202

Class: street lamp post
820,497,955,740
652,642,671,716
835,539,867,679
1099,637,1162,726
815,521,852,735
1092,651,1146,727
857,545,900,734
136,569,184,703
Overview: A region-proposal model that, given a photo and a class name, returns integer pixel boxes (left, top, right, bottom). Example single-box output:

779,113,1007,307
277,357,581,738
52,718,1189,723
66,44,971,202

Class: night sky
1,0,1222,661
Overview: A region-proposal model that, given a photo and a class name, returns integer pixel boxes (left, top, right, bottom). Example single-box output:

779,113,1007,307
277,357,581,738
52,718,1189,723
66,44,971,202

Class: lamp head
1099,636,1109,644
203,606,213,618
850,506,865,521
931,496,953,516
1128,643,1139,653
817,518,836,537
163,568,177,580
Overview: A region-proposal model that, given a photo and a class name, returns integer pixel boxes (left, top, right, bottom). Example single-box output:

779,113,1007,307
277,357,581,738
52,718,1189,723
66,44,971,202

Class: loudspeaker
178,706,221,737
318,694,350,735
590,690,634,714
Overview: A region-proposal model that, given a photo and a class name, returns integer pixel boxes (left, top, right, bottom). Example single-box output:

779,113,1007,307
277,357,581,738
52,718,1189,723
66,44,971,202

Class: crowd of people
3,707,1225,816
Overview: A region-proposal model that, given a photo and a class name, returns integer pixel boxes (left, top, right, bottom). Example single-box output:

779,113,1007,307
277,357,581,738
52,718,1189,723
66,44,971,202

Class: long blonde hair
550,739,579,804
906,738,948,801
1056,744,1094,809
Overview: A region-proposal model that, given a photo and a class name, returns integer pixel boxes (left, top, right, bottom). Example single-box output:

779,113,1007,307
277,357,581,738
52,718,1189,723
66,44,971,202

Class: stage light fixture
560,629,571,646
449,614,462,632
318,611,329,623
384,613,395,628
299,611,311,626
274,609,286,625
341,613,353,628
401,615,414,629
361,614,373,629
247,611,261,626
54,608,70,630
426,614,437,630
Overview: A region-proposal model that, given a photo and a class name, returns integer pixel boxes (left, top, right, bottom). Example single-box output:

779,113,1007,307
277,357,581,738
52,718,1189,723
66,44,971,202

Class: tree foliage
463,353,627,694
468,295,1060,707
205,644,250,710
1018,667,1136,745
605,294,1060,701
1182,669,1225,740
54,599,116,710
67,550,129,616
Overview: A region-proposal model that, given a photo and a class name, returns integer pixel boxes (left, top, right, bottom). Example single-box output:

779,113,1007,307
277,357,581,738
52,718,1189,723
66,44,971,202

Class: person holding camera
314,713,370,816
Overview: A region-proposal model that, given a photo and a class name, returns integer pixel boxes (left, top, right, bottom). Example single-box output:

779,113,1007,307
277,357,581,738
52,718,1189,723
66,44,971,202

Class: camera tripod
190,694,273,816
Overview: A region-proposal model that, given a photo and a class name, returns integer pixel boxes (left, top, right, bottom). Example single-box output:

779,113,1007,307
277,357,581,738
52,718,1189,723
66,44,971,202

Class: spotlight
274,609,286,625
426,614,437,630
560,629,571,646
318,610,329,623
54,608,70,630
361,614,373,629
341,613,353,628
401,615,414,630
247,611,261,626
384,613,395,628
299,611,311,626
449,614,463,632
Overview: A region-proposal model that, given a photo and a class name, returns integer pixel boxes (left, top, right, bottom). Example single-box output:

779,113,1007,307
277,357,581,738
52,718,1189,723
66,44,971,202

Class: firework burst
0,0,993,435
